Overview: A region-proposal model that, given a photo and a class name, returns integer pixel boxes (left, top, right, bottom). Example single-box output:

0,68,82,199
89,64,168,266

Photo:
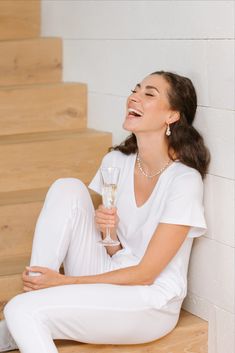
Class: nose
129,91,141,103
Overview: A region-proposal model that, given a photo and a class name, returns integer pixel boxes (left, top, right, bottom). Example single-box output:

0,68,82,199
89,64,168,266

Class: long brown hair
111,71,210,179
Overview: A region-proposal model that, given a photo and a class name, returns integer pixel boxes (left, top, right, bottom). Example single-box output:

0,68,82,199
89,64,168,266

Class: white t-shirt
89,151,207,311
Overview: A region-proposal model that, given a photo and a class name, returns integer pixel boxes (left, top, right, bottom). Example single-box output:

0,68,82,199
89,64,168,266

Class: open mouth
127,108,143,118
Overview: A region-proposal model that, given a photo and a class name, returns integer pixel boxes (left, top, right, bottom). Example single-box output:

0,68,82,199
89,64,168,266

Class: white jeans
4,178,180,353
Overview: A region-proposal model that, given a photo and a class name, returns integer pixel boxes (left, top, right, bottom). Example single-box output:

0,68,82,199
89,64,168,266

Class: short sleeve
159,171,207,238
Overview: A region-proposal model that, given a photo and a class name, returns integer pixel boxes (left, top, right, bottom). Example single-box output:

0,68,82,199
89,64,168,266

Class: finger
22,277,38,286
95,212,116,221
22,270,28,277
22,271,42,284
99,205,116,214
95,219,116,228
26,266,47,274
23,280,39,290
23,286,33,292
95,215,116,223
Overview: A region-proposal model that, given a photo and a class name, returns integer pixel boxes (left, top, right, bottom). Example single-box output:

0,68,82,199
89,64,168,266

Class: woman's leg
1,178,113,351
0,320,17,351
4,283,180,353
29,177,112,275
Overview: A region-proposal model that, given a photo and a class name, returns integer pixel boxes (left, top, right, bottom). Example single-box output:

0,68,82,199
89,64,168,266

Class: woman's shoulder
102,150,134,166
171,161,203,186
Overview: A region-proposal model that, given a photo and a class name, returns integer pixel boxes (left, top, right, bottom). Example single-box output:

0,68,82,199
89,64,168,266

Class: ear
166,111,180,124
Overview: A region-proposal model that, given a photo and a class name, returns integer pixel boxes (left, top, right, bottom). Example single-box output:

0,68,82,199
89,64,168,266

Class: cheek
146,101,168,118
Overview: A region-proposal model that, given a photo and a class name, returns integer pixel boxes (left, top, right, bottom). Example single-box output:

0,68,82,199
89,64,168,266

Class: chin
123,119,138,133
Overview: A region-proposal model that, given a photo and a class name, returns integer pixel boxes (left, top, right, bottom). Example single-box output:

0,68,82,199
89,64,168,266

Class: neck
135,133,171,172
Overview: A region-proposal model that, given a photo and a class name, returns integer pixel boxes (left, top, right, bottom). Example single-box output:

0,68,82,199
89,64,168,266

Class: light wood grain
0,38,62,86
0,203,40,258
55,309,208,353
0,192,101,258
0,83,87,135
0,272,24,303
0,0,40,40
0,129,111,193
0,254,30,278
0,187,101,207
0,303,207,353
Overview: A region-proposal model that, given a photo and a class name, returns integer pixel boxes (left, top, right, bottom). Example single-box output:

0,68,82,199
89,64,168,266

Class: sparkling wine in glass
98,167,120,246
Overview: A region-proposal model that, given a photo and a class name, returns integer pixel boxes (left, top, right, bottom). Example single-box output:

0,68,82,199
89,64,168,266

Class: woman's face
123,74,177,134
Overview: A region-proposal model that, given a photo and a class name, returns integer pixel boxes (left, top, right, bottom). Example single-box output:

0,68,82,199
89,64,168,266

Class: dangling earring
166,123,171,136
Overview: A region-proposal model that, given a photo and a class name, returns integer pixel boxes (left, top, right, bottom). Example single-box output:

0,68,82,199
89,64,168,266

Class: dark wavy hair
110,70,210,179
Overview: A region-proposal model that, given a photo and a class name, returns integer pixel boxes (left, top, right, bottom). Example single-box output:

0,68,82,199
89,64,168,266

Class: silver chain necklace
136,153,171,179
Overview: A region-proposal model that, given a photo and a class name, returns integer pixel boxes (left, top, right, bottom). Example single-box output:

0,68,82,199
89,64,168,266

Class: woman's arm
69,223,190,285
22,223,190,290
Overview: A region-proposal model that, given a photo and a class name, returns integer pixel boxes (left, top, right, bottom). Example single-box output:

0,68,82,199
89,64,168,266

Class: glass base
98,239,120,247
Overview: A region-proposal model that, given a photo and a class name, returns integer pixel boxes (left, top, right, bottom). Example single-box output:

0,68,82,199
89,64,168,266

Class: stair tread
0,254,30,277
0,192,101,258
55,309,208,352
0,187,101,206
0,129,111,193
0,0,40,40
0,82,87,135
0,37,62,86
0,306,207,352
0,259,208,351
0,82,85,91
0,128,109,145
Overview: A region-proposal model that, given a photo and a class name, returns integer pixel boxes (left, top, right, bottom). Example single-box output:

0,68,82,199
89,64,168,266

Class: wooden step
0,257,208,351
0,38,62,87
0,129,111,193
55,309,208,352
0,0,40,40
0,296,208,352
0,255,28,309
0,192,102,259
0,83,87,135
0,273,24,313
0,192,102,303
0,308,208,352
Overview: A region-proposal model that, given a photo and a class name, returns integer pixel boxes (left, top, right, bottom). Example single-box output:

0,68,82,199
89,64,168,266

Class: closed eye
145,93,154,97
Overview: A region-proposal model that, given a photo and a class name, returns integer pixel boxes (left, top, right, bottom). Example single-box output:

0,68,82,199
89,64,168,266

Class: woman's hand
95,205,119,239
22,266,65,292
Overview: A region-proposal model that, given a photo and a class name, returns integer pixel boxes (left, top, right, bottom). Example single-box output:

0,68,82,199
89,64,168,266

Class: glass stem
105,226,112,241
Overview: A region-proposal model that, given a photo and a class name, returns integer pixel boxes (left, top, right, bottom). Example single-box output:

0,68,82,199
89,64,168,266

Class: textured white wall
41,1,235,352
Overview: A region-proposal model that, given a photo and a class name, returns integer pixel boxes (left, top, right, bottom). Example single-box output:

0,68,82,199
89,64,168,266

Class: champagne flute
98,167,120,246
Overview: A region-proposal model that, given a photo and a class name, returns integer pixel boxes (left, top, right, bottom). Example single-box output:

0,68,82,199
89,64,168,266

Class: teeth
128,108,143,116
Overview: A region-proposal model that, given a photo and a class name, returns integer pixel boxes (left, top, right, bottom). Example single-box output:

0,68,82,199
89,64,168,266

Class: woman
0,71,210,352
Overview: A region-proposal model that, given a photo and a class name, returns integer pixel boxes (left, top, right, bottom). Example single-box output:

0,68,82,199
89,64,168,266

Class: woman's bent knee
50,178,87,195
46,178,93,210
4,294,27,325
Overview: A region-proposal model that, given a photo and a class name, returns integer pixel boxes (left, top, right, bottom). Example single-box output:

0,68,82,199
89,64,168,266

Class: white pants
4,178,180,353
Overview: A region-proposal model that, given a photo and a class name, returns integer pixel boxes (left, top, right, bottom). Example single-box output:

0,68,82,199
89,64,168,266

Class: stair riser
0,193,101,258
0,38,62,86
0,0,40,40
0,274,23,310
0,203,39,258
0,83,87,135
0,131,111,193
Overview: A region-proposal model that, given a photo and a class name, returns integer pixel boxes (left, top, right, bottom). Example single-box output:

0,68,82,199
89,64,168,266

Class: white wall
41,1,235,352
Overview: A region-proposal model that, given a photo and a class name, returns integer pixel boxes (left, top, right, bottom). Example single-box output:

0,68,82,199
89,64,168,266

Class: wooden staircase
0,1,208,352
0,0,109,309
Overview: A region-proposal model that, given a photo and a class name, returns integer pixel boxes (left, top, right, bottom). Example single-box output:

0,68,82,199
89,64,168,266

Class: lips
127,108,143,118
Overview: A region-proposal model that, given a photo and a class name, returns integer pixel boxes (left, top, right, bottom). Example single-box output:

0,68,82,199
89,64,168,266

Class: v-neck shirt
89,151,207,309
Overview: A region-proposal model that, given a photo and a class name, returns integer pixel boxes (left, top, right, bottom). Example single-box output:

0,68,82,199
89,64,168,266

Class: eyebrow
135,83,160,93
